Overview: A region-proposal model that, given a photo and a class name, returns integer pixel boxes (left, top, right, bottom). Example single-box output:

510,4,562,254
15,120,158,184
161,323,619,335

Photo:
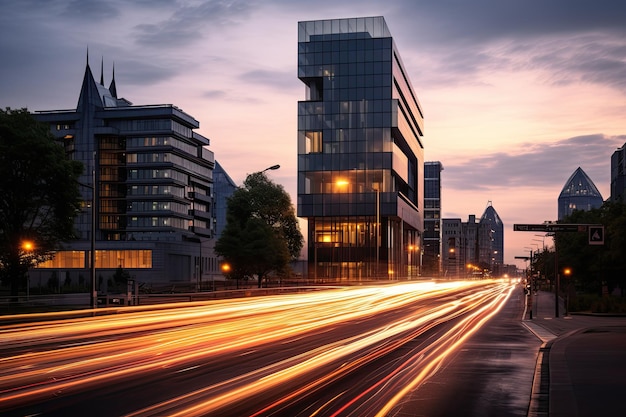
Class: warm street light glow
563,268,572,276
22,241,34,251
221,263,231,273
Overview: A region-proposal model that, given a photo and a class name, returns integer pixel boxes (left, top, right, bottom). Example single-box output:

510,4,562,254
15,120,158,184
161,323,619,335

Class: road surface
0,280,516,416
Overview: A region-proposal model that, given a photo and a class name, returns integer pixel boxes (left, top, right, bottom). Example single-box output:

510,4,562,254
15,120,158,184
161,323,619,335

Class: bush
569,294,626,314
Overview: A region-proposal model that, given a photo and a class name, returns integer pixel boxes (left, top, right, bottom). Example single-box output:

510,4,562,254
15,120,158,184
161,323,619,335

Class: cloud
62,0,120,20
443,134,625,195
391,0,626,45
203,89,227,99
237,69,300,92
132,0,258,48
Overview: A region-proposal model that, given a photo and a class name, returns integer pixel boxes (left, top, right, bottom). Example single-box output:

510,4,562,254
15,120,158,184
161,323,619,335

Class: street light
246,164,281,182
261,164,280,173
77,179,96,308
563,267,572,315
22,241,34,300
534,234,546,250
77,172,97,309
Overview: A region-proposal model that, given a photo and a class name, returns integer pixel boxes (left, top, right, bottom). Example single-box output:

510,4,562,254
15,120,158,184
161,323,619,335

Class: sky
2,0,626,268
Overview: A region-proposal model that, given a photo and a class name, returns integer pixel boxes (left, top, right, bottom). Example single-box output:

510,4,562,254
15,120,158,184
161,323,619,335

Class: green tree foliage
215,172,303,288
0,108,83,296
533,201,626,297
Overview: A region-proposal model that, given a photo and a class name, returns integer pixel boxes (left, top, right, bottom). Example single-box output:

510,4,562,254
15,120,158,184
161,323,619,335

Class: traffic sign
514,223,599,233
513,224,548,232
589,226,604,245
547,224,587,232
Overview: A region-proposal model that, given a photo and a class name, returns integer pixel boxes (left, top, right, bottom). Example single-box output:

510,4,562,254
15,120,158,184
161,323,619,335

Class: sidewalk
523,290,626,417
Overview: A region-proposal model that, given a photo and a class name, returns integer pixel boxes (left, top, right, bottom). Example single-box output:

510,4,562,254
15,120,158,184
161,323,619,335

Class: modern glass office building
297,17,425,280
558,167,603,219
31,60,217,291
423,161,443,276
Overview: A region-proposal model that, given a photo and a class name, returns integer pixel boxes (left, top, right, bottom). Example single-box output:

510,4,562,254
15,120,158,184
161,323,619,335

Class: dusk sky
2,0,625,267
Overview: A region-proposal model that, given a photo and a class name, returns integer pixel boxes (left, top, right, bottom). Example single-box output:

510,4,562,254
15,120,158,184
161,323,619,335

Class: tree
0,108,83,296
537,201,626,297
215,171,303,288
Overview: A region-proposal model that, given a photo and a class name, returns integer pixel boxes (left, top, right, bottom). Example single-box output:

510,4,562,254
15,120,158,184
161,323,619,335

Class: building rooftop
559,167,603,199
298,16,391,42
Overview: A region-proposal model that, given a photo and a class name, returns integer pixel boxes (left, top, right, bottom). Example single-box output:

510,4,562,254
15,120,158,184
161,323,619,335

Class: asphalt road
0,280,519,417
394,284,539,417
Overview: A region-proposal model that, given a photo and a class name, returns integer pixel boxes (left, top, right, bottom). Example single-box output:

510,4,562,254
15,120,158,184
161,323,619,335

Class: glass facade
297,17,424,280
423,162,443,276
478,203,504,276
558,167,604,220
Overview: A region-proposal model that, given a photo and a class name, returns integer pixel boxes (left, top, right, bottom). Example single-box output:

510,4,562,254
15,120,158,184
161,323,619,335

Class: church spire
77,52,104,110
100,57,104,86
109,63,117,98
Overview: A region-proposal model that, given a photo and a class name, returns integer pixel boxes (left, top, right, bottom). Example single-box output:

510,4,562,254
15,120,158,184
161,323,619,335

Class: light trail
0,280,513,416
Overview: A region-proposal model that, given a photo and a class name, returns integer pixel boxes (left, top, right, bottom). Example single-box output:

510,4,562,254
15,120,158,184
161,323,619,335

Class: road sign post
514,223,604,318
589,226,604,245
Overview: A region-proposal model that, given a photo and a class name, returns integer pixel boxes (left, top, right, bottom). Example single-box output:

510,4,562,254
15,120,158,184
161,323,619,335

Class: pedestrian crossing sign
589,226,604,245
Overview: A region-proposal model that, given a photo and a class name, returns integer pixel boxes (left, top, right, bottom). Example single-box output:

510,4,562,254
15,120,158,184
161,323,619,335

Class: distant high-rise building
478,202,504,276
32,59,216,290
442,202,504,278
297,17,425,280
611,143,626,203
558,167,604,219
442,218,461,277
423,162,443,276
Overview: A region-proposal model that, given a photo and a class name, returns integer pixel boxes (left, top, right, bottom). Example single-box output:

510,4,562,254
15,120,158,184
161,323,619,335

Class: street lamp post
21,241,34,300
90,162,96,309
77,156,97,309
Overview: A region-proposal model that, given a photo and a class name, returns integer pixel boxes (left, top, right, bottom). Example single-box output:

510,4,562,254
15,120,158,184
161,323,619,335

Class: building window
305,131,322,153
36,250,153,268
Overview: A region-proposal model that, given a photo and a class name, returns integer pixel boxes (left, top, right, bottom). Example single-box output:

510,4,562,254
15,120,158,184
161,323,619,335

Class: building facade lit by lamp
297,17,425,280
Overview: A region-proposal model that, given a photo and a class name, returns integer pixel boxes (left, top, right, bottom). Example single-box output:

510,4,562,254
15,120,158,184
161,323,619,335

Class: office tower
558,167,604,219
31,59,215,291
423,161,443,276
297,17,425,280
478,202,504,276
442,202,504,278
611,143,626,202
442,218,461,278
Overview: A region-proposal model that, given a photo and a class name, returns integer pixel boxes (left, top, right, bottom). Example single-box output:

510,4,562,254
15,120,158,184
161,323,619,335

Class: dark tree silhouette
0,108,83,296
216,171,303,288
